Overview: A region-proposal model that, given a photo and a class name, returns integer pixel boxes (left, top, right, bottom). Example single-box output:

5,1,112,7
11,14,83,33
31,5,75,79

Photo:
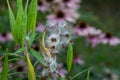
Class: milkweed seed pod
45,33,60,54
58,21,71,48
41,21,72,78
45,21,71,51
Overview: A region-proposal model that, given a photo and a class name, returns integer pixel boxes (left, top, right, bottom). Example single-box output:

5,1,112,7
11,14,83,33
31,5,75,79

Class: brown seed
51,46,56,49
69,40,74,44
62,43,66,48
51,38,57,42
65,34,69,38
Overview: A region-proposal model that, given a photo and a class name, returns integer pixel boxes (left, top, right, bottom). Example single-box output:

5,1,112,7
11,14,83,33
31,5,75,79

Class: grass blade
8,72,26,76
20,11,27,47
14,47,25,54
27,0,37,32
26,52,36,80
72,68,91,80
30,48,45,66
19,0,29,47
29,33,37,47
1,49,8,80
7,0,17,43
86,69,90,80
67,43,73,72
16,0,24,43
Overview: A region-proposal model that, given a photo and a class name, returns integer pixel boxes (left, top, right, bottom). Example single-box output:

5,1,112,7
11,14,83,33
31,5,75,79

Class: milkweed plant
0,0,91,80
0,0,120,80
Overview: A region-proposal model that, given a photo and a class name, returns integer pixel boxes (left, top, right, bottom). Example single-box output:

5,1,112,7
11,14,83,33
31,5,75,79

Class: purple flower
38,0,50,12
0,33,7,43
47,9,79,23
86,35,100,47
73,56,84,65
55,0,81,10
6,32,13,41
0,32,13,43
100,33,120,46
36,23,45,32
73,21,102,36
57,64,67,77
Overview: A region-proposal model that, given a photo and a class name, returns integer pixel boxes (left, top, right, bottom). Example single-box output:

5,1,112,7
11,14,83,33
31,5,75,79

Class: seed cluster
41,21,71,77
45,21,71,53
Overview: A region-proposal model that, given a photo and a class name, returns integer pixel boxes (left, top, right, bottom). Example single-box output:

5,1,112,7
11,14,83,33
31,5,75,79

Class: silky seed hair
45,21,71,53
41,21,72,75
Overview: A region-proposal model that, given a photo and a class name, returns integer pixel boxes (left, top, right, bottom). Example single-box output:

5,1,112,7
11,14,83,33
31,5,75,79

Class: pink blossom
73,56,84,65
6,33,13,41
47,9,79,23
73,21,102,36
55,0,80,10
38,0,50,12
100,33,120,46
58,69,67,77
36,23,45,32
57,64,67,77
87,26,102,35
86,35,100,47
0,33,7,43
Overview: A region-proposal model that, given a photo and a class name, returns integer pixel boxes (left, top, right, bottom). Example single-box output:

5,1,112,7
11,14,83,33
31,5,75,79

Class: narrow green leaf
27,0,37,32
86,69,90,80
67,43,73,72
8,72,26,76
8,58,21,62
30,48,45,66
29,33,37,47
25,0,29,13
19,12,27,47
7,0,17,43
72,68,91,80
19,0,29,47
16,0,24,42
8,53,20,57
14,47,25,54
1,49,8,80
26,52,36,80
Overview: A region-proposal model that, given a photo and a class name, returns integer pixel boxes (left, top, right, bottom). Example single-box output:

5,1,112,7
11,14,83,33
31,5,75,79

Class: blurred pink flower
0,33,13,43
73,56,84,65
100,33,120,46
88,27,102,35
0,33,7,43
86,35,100,47
55,0,81,10
58,69,67,77
38,0,50,12
62,0,80,4
36,23,45,32
6,33,13,41
47,9,79,23
73,21,102,36
57,64,67,77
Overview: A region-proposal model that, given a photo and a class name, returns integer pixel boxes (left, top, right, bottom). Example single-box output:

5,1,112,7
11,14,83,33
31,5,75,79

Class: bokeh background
0,0,120,80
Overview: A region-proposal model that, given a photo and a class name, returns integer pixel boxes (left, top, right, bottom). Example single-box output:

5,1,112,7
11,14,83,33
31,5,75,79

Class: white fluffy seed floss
41,21,71,79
